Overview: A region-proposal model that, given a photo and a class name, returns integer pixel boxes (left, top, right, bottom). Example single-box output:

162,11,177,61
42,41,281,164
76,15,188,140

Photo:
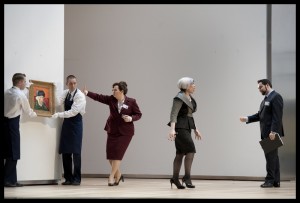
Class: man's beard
261,90,267,95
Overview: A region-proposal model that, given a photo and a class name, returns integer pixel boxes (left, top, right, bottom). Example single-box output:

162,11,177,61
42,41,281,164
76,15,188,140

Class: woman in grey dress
168,77,202,189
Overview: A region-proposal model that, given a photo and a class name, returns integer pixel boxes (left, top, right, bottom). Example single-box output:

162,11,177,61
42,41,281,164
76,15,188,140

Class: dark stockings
183,153,194,184
173,152,195,184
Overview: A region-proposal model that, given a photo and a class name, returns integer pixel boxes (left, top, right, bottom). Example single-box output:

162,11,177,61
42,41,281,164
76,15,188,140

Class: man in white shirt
4,73,37,187
52,75,86,185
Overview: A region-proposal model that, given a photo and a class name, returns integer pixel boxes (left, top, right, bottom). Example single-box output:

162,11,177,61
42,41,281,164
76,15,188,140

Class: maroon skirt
106,132,133,160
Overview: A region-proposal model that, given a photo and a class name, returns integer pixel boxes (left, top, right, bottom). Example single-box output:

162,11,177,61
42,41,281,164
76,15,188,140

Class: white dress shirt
4,86,36,118
56,88,86,118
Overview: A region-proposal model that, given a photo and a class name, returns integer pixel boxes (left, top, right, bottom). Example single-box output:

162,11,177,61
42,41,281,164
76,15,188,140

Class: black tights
173,153,195,181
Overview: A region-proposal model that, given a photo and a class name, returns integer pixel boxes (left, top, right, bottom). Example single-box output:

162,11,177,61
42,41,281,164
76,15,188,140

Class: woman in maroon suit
83,81,142,186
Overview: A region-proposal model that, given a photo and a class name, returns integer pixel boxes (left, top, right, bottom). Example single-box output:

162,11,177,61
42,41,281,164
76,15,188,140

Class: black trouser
4,158,18,184
62,153,81,183
264,148,280,184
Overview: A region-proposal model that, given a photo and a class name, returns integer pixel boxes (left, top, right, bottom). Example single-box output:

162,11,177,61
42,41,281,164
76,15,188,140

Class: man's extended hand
52,113,59,118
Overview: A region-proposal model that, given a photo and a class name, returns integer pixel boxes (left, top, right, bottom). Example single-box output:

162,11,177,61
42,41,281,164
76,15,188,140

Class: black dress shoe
182,177,195,188
170,178,185,189
4,183,16,187
15,183,23,187
114,175,124,186
260,182,274,188
273,182,280,187
61,181,73,185
72,181,80,186
4,182,23,187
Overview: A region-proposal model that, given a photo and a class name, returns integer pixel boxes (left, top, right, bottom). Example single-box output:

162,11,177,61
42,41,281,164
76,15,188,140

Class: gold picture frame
29,80,55,117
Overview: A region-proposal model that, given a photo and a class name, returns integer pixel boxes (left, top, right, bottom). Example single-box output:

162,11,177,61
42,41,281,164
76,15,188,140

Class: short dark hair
12,73,26,86
112,81,128,95
66,75,76,85
257,79,272,88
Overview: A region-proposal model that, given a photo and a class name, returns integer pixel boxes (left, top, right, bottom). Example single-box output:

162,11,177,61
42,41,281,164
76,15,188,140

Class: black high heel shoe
114,175,124,186
170,178,185,189
182,176,195,188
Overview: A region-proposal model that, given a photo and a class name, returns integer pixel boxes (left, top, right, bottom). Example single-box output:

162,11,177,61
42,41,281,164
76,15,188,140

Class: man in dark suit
240,79,284,188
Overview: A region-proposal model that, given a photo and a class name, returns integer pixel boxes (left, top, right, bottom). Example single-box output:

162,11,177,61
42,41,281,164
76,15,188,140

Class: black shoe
170,178,185,189
273,182,280,188
114,175,124,186
182,176,195,188
15,183,23,187
72,181,80,186
62,181,73,185
260,182,274,188
4,182,23,187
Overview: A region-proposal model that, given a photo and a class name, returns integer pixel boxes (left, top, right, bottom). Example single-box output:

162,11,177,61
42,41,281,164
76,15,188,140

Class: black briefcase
259,133,284,154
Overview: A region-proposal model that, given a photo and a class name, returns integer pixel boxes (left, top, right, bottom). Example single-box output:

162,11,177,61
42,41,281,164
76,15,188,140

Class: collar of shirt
118,99,124,106
266,89,274,98
68,89,76,98
117,99,125,112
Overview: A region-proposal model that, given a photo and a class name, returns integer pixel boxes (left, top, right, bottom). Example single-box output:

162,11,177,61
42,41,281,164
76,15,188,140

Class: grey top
170,92,194,123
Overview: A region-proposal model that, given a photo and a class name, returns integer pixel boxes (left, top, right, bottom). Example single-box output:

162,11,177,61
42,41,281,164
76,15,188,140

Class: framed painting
29,80,55,117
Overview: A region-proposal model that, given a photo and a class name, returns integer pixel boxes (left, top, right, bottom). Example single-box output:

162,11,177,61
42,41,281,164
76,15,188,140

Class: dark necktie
67,93,71,101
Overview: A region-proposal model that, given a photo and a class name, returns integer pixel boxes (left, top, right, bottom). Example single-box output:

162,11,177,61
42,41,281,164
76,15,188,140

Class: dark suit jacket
247,90,284,139
87,91,142,136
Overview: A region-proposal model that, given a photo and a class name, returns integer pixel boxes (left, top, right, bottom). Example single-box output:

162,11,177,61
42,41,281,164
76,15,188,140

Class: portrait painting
29,80,55,117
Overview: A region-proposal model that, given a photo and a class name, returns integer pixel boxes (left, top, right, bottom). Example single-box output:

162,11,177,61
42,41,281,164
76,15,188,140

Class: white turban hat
177,77,194,90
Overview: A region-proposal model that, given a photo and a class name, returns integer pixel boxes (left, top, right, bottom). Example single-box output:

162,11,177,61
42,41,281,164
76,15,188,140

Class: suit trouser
4,158,18,184
264,148,280,184
62,153,81,183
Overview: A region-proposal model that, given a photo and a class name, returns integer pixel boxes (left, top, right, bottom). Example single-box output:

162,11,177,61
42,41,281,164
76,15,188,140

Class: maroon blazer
87,91,142,136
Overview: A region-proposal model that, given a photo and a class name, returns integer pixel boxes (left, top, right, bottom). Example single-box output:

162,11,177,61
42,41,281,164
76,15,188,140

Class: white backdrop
65,5,267,177
4,4,64,181
4,4,295,181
